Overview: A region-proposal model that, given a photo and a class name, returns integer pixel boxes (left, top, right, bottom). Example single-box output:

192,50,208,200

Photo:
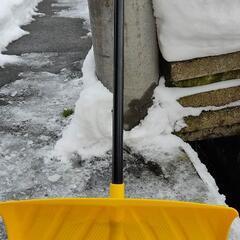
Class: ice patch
56,48,240,165
55,49,112,161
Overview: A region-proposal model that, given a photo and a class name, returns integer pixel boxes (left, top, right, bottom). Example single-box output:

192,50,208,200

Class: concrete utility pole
88,0,160,130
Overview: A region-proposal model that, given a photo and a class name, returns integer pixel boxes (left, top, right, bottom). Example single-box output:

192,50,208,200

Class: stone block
179,86,240,108
176,107,240,141
178,124,240,142
163,51,240,87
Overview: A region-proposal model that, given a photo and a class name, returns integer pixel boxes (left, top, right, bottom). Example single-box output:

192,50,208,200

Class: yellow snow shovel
0,0,238,239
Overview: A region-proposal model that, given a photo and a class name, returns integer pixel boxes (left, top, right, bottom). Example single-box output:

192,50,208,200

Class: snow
56,48,240,173
0,0,42,67
0,55,22,68
0,52,90,205
56,48,240,238
53,0,90,26
152,0,240,61
55,49,113,160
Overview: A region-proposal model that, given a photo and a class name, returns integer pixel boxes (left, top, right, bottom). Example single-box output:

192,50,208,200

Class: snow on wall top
152,0,240,61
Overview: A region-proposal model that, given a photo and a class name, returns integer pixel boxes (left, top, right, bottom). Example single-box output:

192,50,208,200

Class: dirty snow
0,0,42,67
2,49,238,237
153,0,240,61
57,48,240,160
133,78,240,133
53,0,90,26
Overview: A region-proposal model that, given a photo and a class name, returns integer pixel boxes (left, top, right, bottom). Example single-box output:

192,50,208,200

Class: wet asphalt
0,0,92,88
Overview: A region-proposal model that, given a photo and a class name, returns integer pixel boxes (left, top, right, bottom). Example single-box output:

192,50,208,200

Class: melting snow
53,0,90,27
0,0,42,67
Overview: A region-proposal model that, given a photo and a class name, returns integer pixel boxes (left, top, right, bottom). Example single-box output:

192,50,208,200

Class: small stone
10,91,18,97
48,174,61,182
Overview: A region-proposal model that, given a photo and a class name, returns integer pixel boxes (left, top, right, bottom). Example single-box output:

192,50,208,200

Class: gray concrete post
88,0,160,129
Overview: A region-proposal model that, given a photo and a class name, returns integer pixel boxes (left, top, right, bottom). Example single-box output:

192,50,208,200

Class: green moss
167,70,240,87
62,108,74,118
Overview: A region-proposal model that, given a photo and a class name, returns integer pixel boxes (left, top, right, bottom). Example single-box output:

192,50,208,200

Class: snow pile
152,0,240,61
56,47,240,163
53,0,89,24
56,48,240,238
0,0,41,67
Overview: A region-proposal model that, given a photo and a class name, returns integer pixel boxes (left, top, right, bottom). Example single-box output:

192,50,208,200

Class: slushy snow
152,0,240,61
0,0,42,67
53,0,89,25
56,48,240,161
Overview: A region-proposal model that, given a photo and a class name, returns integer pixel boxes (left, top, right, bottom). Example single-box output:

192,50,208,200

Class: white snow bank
56,48,240,238
55,49,112,161
0,55,22,68
56,47,240,163
152,0,240,61
0,0,42,67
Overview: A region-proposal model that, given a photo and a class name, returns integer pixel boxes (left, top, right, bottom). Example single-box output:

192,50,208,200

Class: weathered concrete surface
163,51,240,87
179,124,240,142
176,107,240,141
88,0,160,129
179,86,240,108
0,52,86,88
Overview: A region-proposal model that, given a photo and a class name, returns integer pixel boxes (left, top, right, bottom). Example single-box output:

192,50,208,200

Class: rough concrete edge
176,123,240,142
178,86,240,108
169,50,240,81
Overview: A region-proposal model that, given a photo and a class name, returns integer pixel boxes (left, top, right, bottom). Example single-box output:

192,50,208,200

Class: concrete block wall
162,51,240,87
88,0,240,140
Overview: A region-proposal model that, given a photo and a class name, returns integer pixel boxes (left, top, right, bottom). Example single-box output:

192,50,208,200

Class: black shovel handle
112,0,124,184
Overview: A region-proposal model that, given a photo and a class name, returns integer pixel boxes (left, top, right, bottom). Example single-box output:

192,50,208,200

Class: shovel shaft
112,0,124,185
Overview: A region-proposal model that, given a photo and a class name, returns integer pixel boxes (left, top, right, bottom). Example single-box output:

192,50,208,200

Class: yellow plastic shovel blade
0,198,238,240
